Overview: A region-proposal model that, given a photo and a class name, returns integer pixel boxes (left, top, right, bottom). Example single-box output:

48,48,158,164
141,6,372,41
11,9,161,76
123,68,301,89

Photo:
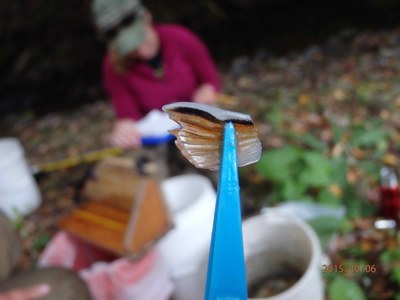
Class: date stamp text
322,264,377,274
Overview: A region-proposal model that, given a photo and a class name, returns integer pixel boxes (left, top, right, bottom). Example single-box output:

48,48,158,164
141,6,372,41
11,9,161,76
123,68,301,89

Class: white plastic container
188,210,324,300
0,138,41,219
244,211,324,300
158,174,216,300
159,175,324,300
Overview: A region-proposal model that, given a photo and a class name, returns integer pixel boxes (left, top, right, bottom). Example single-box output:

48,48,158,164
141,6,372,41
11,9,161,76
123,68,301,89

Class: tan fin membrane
163,102,262,170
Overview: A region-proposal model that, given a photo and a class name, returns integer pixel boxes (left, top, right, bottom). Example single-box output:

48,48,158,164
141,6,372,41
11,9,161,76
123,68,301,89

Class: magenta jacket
102,24,221,120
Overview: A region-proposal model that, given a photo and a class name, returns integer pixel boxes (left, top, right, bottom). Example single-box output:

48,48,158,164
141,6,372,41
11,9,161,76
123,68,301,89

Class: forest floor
3,26,400,299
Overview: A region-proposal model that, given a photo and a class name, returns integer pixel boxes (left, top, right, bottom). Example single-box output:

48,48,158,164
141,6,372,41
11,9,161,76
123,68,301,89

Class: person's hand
0,284,50,300
192,84,217,105
109,119,142,148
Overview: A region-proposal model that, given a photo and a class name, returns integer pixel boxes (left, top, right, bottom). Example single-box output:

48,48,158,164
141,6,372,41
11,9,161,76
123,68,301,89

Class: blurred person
92,0,221,148
0,212,91,300
0,284,49,300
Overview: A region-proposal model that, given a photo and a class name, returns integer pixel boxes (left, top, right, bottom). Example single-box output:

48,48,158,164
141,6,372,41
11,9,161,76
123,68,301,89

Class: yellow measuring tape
31,147,124,174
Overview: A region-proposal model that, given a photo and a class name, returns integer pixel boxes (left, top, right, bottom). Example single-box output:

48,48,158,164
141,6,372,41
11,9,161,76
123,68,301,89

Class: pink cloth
38,232,117,271
103,24,221,120
39,232,174,300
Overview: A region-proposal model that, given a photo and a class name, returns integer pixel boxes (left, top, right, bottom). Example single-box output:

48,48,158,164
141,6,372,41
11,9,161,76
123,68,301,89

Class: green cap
92,0,145,56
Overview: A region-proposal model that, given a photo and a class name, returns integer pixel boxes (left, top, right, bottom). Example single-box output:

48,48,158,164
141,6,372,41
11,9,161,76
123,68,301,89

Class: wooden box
58,158,172,258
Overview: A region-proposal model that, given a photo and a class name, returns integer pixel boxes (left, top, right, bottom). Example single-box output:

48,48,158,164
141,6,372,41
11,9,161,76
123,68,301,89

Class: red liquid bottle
379,167,400,222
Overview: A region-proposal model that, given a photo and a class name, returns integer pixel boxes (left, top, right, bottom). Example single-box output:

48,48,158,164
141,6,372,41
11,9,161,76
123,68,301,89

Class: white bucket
0,138,41,219
184,210,324,300
244,211,324,300
158,174,216,300
159,176,323,300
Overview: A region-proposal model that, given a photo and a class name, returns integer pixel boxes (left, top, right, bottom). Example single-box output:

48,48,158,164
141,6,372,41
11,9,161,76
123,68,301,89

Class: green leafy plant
380,248,400,286
253,113,390,217
256,146,341,205
31,234,51,252
307,216,342,248
328,275,366,300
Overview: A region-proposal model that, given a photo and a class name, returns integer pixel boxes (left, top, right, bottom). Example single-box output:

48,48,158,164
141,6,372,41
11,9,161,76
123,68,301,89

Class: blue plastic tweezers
204,122,248,300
